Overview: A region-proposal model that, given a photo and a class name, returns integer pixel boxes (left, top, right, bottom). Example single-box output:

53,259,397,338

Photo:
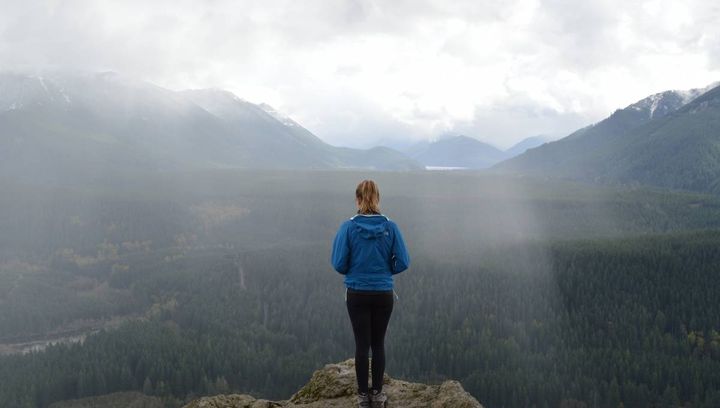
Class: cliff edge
182,358,484,408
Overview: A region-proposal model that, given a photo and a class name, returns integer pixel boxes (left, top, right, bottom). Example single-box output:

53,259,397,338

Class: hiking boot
357,390,371,407
370,388,388,408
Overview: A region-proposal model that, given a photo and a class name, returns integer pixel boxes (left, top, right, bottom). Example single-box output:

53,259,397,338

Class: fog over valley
2,1,720,408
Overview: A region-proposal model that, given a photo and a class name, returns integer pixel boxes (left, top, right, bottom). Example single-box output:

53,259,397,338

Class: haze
2,0,719,149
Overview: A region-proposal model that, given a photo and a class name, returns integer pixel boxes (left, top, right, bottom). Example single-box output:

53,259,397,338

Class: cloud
1,0,719,148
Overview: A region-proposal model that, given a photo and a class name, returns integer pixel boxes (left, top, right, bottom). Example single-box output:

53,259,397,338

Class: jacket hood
350,214,390,240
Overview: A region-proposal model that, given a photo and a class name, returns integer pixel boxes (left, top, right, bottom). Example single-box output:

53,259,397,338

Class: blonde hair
355,179,381,214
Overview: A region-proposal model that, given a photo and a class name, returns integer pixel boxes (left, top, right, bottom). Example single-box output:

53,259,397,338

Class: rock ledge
182,358,484,408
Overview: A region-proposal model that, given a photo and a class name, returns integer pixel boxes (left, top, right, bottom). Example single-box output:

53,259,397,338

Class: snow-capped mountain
626,83,717,120
258,103,299,128
0,71,422,184
494,82,720,193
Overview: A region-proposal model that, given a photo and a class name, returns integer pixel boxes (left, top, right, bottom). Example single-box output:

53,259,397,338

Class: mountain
493,82,720,193
182,359,484,408
405,134,550,170
504,135,548,157
405,135,506,169
0,71,421,183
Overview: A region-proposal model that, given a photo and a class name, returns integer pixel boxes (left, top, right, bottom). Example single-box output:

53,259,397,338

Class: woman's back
331,213,409,291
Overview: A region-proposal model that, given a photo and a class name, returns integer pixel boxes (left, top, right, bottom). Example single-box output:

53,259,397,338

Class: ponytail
355,180,381,214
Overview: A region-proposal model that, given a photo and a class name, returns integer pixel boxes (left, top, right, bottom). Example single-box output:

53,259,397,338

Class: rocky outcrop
182,358,483,408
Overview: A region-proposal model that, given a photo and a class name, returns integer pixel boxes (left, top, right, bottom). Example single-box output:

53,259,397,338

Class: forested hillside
1,170,720,407
2,233,719,407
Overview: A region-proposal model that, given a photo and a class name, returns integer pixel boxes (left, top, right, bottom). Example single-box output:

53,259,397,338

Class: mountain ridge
0,71,422,183
492,82,720,193
504,135,549,157
405,134,548,169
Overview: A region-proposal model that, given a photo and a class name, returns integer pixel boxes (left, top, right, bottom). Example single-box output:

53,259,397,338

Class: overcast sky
2,0,719,149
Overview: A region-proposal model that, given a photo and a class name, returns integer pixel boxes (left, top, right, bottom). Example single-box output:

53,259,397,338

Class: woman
331,179,410,408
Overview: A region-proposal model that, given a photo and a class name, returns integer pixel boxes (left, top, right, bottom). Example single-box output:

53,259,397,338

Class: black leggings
346,289,394,393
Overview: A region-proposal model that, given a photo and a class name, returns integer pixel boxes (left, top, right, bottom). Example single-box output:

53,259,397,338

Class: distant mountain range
493,82,720,193
504,135,549,157
405,134,548,169
4,70,719,193
0,71,421,183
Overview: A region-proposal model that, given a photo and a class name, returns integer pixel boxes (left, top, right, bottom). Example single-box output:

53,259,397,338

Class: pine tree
143,377,154,395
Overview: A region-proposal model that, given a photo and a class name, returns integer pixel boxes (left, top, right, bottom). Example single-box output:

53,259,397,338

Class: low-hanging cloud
1,0,719,149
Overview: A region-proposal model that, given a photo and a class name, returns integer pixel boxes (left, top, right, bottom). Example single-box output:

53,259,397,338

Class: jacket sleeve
331,222,351,274
390,222,410,274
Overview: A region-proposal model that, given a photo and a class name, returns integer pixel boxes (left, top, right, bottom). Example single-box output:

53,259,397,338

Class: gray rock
183,359,484,408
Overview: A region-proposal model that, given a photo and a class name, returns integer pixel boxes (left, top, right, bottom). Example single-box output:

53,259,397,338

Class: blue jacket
331,213,410,291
